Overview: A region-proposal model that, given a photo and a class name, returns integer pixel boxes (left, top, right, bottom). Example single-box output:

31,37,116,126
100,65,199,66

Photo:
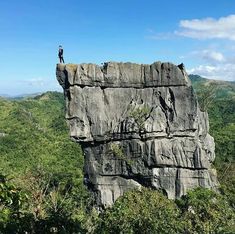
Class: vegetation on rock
110,143,133,165
129,105,151,131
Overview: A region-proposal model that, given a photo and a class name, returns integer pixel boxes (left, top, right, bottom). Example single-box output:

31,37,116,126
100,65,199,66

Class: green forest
0,76,234,233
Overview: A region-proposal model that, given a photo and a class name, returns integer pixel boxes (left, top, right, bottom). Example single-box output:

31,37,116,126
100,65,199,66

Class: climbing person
58,45,65,63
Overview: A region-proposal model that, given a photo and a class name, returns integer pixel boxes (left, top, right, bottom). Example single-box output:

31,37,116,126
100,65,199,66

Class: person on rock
58,45,65,63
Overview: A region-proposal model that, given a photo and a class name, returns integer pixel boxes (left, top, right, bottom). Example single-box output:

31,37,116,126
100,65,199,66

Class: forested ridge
0,75,234,233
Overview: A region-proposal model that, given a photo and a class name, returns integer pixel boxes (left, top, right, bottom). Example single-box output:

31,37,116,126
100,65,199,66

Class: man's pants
59,56,65,63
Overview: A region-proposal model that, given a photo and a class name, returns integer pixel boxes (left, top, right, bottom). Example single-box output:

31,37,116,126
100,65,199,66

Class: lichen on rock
56,61,218,208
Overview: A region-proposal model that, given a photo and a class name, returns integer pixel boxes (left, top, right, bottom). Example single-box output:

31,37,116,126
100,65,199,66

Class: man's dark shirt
58,48,63,57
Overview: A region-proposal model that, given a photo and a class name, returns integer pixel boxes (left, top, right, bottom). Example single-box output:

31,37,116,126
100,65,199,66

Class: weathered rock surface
57,61,218,208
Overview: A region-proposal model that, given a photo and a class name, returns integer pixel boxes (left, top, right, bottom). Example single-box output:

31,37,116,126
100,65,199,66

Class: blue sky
0,0,235,95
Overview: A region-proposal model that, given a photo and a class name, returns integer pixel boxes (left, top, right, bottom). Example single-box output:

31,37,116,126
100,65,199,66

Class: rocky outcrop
0,132,6,138
57,61,218,208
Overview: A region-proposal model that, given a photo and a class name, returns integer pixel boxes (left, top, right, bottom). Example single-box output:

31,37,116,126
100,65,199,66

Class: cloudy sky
0,0,234,96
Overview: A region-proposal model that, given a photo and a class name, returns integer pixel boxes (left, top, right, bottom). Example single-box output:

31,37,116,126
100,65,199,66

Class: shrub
177,187,235,234
97,188,183,234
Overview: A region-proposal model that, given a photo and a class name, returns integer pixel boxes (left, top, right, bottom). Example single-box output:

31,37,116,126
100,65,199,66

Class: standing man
58,45,65,63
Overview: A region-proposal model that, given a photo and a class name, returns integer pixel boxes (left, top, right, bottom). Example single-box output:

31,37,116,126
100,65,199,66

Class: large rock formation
56,61,218,208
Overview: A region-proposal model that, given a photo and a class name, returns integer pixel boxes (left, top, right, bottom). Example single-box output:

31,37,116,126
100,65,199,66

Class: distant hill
189,74,235,99
0,92,44,100
189,74,235,85
188,74,234,175
0,94,11,98
0,91,83,178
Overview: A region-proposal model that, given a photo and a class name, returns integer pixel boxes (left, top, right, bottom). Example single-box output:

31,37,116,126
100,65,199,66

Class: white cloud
187,49,235,81
202,50,225,62
19,77,61,89
192,50,225,63
146,15,235,81
176,15,235,40
26,78,45,87
187,63,235,81
188,65,217,76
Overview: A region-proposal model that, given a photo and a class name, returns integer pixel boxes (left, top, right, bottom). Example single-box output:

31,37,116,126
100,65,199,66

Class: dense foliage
0,74,234,233
98,188,234,234
190,75,235,185
97,189,183,234
177,188,235,233
0,92,91,233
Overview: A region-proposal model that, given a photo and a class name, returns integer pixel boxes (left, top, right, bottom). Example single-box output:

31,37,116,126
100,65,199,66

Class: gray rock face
57,61,218,208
